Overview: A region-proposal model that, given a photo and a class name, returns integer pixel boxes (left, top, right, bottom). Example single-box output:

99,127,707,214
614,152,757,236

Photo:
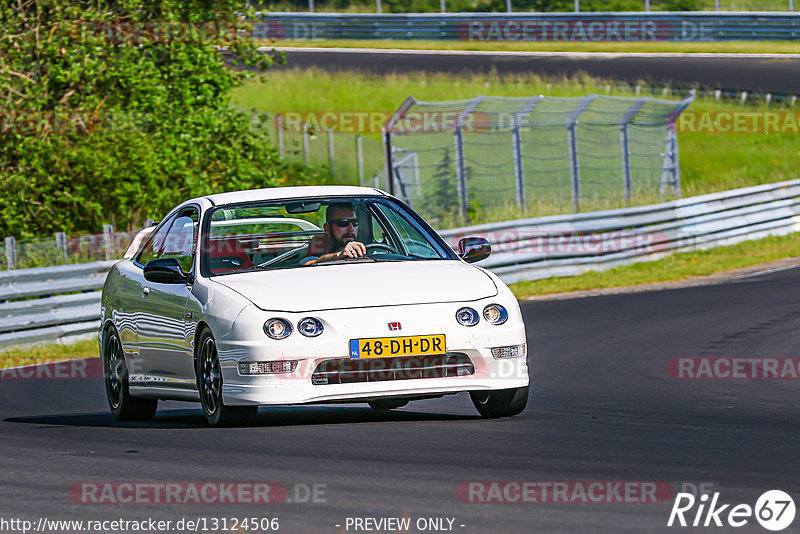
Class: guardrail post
356,135,365,185
645,0,650,10
302,122,310,166
103,225,114,261
55,232,68,264
277,114,284,159
4,237,16,270
506,0,513,12
790,0,794,11
440,0,446,12
376,0,382,13
566,95,597,212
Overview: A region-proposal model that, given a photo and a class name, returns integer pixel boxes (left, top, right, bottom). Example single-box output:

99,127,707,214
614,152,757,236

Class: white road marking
262,46,800,60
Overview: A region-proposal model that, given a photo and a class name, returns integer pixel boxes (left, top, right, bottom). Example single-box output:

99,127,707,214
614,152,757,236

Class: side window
136,213,177,266
160,210,198,274
375,204,442,259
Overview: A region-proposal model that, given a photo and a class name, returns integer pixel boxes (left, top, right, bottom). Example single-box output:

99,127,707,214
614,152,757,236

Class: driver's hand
338,241,367,259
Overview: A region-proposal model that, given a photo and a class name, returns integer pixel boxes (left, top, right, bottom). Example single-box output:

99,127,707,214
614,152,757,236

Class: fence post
511,124,525,210
328,128,335,177
715,0,720,9
511,95,542,212
661,129,681,198
309,0,314,12
566,95,597,212
440,0,446,12
620,97,648,203
302,122,309,166
4,237,16,270
574,0,579,12
277,114,284,159
55,232,68,264
506,0,513,11
453,126,468,221
376,0,382,12
103,224,114,261
356,135,365,185
453,96,485,222
790,0,794,11
645,0,650,10
383,128,394,194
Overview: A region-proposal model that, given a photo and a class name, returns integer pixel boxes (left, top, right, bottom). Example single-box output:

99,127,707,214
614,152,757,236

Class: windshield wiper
313,257,376,266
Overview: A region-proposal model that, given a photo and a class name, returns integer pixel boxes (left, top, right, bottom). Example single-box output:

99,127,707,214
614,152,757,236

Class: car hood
211,260,498,313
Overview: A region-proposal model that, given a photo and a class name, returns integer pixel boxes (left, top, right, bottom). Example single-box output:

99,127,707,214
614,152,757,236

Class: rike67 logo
668,490,796,531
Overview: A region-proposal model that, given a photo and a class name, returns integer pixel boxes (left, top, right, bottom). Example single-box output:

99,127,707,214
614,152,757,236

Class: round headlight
298,317,324,337
264,318,292,340
456,307,480,327
483,304,508,325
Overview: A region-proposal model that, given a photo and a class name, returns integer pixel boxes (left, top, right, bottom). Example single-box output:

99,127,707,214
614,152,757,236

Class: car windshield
203,196,455,276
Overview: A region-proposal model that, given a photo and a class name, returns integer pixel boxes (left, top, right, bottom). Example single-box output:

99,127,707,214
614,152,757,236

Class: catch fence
383,93,694,225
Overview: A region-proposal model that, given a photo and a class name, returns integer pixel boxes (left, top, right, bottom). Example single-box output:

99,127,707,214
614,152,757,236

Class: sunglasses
330,218,359,228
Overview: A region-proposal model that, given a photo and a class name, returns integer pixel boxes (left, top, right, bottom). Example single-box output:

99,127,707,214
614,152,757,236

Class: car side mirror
458,237,491,263
143,258,188,284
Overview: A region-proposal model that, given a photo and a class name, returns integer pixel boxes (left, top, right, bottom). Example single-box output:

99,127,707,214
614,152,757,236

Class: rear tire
470,386,528,418
368,398,409,410
103,328,157,421
196,329,258,427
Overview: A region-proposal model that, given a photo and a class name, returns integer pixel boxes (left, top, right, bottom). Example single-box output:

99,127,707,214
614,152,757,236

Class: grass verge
262,39,800,55
509,233,800,298
232,68,800,202
0,338,97,370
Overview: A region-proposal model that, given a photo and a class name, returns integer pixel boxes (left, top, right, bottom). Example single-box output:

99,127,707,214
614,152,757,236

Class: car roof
200,186,388,206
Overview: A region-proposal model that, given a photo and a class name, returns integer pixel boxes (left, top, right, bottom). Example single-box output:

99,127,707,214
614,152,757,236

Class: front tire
197,329,258,427
103,328,157,421
470,386,528,418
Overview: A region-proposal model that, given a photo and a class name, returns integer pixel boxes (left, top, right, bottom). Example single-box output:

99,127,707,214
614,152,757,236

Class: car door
137,206,199,390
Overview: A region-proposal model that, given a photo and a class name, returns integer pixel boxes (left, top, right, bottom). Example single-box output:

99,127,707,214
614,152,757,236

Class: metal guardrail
439,178,800,283
1,179,799,348
254,12,800,41
0,261,115,348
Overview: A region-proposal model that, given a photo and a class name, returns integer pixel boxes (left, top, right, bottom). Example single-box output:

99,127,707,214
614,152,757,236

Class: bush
0,0,320,237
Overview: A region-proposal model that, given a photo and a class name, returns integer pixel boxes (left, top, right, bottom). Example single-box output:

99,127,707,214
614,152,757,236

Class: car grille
311,353,474,386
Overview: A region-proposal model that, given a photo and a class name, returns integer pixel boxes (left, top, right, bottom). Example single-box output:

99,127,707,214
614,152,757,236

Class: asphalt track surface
271,47,800,94
3,265,800,533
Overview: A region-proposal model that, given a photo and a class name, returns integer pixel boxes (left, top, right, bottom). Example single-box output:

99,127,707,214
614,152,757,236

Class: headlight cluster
456,304,508,326
264,317,324,339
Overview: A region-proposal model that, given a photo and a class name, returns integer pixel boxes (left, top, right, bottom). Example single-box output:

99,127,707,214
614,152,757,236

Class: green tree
0,0,319,237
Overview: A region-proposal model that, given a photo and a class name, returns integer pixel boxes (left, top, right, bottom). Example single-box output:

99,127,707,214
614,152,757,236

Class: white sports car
99,186,529,425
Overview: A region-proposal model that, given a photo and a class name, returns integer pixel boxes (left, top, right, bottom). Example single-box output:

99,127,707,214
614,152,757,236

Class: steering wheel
365,243,400,256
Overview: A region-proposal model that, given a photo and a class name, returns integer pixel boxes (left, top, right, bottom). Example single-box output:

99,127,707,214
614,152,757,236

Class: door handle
141,287,150,298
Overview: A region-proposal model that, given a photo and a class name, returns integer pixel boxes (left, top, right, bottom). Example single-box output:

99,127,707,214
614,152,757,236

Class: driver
302,202,367,265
